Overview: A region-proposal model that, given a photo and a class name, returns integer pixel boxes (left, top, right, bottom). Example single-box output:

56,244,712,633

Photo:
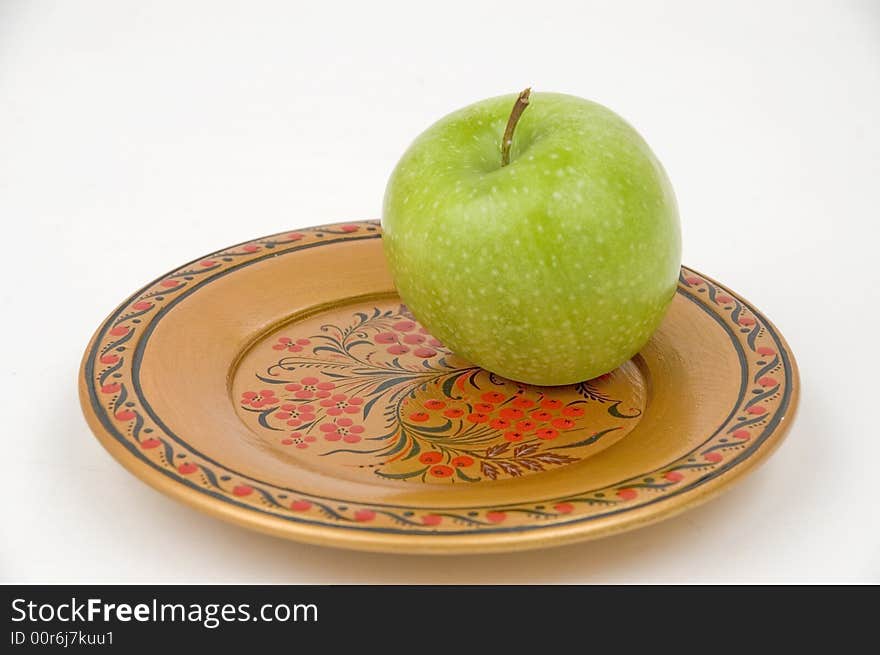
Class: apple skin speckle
382,92,681,386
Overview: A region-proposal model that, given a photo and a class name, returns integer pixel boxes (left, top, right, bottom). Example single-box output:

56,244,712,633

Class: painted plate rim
79,221,800,554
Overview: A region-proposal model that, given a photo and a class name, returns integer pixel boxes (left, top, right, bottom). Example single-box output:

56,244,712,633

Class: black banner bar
2,585,875,650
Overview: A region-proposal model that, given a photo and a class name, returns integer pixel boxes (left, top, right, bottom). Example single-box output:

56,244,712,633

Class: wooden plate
79,221,799,554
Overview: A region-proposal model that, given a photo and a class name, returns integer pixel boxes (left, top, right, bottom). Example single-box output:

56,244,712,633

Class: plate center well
231,297,646,485
231,297,647,484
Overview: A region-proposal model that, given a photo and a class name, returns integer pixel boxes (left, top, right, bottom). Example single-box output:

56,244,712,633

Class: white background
1,0,878,583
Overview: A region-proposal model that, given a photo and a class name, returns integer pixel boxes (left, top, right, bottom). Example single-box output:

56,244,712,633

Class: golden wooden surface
79,222,799,553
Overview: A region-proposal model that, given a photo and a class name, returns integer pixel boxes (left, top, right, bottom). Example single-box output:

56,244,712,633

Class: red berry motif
290,500,312,512
232,485,253,497
178,462,198,475
422,514,442,526
486,511,506,523
418,452,442,465
617,488,638,500
272,337,311,353
354,509,375,522
429,465,454,478
241,389,279,408
554,502,574,514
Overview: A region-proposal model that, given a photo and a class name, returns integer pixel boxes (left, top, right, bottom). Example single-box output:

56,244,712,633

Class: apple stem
501,87,531,167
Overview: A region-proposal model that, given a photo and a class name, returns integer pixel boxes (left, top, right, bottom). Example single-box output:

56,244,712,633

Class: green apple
382,90,681,386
